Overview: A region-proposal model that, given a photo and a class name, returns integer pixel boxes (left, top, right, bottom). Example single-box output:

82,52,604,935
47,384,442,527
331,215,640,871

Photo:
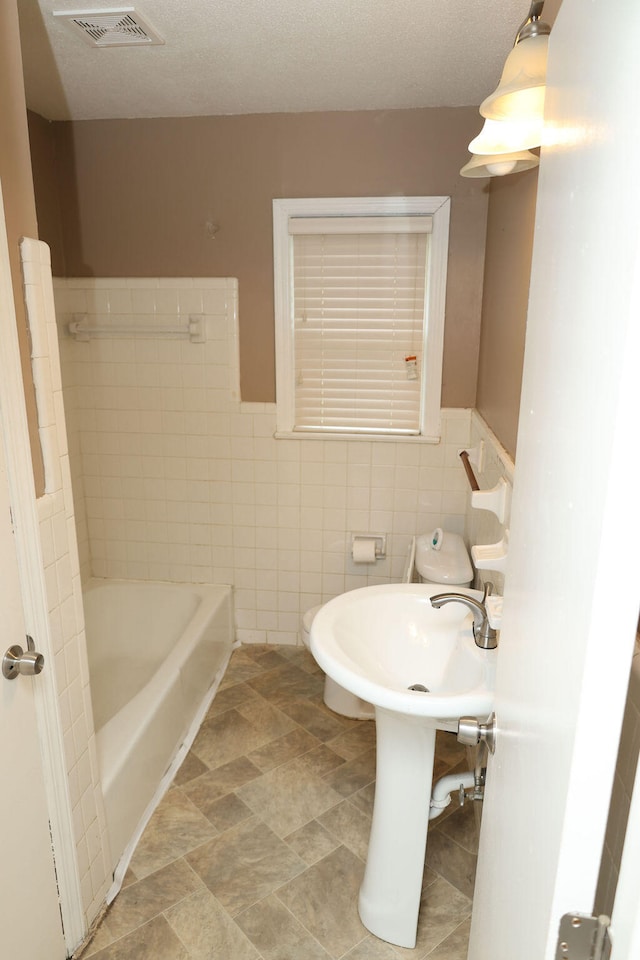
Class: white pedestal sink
310,583,497,949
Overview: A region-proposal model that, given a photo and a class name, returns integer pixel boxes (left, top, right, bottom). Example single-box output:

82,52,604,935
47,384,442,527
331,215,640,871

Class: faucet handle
482,581,494,602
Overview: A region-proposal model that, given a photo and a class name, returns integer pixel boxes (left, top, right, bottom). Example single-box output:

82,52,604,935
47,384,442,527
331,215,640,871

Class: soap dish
471,530,509,575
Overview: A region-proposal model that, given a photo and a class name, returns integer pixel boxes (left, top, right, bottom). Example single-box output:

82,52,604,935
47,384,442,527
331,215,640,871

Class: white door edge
0,184,85,950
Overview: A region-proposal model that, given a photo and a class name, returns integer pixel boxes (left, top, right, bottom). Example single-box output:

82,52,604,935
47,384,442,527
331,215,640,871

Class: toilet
413,529,473,586
301,529,474,719
301,605,375,719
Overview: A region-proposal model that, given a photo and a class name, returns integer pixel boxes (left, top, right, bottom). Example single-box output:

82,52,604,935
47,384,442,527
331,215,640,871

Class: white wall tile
55,278,473,651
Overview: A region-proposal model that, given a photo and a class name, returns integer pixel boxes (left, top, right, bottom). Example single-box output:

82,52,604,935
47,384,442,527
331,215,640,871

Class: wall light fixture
461,1,550,178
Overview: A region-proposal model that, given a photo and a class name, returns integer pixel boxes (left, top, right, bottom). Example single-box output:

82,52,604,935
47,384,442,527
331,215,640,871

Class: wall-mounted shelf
471,531,509,575
470,476,511,524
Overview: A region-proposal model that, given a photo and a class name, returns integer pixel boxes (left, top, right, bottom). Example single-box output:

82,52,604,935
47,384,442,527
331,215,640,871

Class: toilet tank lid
414,531,473,584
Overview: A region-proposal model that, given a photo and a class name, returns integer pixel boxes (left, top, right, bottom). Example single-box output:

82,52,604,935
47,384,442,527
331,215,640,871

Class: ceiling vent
53,7,164,47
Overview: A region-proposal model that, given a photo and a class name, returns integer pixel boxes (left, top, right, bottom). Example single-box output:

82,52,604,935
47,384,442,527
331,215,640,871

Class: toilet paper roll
352,538,377,563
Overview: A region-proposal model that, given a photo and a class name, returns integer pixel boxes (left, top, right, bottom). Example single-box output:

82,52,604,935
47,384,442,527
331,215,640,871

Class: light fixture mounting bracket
515,1,551,44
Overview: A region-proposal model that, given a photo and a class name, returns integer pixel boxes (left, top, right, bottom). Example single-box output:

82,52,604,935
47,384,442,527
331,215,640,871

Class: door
0,440,66,959
468,1,640,959
0,207,66,953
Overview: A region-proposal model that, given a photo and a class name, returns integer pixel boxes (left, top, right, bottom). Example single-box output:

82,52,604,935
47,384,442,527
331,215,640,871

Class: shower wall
54,276,473,642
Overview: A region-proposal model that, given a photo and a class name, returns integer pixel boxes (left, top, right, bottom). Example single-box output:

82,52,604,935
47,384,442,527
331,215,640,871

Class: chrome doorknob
2,636,45,680
457,713,497,754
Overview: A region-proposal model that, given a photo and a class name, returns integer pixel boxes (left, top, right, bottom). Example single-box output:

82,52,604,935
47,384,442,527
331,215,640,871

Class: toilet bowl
302,529,474,719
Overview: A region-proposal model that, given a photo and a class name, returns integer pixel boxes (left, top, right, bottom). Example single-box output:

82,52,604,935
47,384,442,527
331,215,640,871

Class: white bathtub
83,579,234,889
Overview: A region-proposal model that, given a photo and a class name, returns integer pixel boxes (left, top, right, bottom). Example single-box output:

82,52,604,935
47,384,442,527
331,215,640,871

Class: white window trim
273,196,450,441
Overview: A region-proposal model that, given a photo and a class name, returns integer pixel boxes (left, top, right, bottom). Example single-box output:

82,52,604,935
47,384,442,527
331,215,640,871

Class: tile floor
78,644,479,960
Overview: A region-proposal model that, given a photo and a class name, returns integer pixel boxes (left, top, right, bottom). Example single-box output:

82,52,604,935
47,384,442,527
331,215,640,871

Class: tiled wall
54,277,475,644
22,240,111,926
464,410,514,596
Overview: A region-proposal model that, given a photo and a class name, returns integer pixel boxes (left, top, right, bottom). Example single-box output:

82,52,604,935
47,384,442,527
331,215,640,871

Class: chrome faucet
430,582,498,650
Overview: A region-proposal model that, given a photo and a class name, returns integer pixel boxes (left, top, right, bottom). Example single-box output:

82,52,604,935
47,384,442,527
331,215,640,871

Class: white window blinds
290,218,431,435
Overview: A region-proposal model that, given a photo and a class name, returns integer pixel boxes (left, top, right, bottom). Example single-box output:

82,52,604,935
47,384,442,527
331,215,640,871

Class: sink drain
408,683,430,692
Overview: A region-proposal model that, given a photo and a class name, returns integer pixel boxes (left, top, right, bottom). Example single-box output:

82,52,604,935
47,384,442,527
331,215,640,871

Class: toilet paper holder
351,533,387,560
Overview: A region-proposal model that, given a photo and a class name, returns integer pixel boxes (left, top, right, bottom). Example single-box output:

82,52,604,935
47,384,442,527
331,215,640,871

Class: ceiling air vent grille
53,7,164,47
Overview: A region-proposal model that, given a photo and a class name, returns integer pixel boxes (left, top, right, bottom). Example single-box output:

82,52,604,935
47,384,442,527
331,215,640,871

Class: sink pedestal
358,707,437,949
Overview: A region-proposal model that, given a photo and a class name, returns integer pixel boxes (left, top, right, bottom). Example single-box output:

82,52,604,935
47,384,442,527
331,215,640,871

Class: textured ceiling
18,0,532,121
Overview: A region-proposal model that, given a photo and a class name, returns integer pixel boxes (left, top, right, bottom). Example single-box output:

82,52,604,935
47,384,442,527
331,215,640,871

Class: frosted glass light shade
469,116,542,155
481,33,548,123
460,150,539,178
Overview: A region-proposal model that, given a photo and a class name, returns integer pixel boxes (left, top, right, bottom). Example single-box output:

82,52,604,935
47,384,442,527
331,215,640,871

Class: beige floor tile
80,919,115,957
105,859,203,941
247,726,321,772
128,787,219,879
283,818,341,865
276,845,368,958
235,697,299,739
348,782,376,818
321,747,377,798
191,707,278,769
327,722,376,760
343,936,401,959
277,645,324,675
437,801,480,855
237,756,345,838
86,645,481,959
165,887,260,960
236,892,333,959
182,755,263,816
276,696,347,741
186,818,306,916
434,731,468,768
204,791,255,832
219,650,270,686
247,662,325,704
424,828,477,900
90,915,190,960
254,649,291,670
238,644,272,661
317,798,372,861
173,751,208,786
296,743,347,778
425,919,471,960
204,680,263,719
391,877,472,960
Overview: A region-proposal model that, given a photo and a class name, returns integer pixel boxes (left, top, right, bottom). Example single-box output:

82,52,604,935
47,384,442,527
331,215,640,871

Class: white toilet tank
413,530,473,586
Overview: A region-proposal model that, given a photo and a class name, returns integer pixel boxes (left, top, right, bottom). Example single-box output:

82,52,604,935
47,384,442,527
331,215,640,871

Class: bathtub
82,578,234,892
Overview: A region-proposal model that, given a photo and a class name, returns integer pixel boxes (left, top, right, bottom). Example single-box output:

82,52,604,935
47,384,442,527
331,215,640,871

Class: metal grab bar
67,314,205,343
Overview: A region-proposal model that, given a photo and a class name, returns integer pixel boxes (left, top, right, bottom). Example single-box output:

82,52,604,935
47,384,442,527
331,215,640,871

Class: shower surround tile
54,276,473,647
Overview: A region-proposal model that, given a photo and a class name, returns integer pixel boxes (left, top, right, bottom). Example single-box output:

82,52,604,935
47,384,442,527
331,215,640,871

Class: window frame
273,196,451,441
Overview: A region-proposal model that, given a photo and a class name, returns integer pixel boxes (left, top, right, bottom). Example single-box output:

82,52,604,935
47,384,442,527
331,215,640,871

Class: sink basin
310,582,496,725
310,582,498,949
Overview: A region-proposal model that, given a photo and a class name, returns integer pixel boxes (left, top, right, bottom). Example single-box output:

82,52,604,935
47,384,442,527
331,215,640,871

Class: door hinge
556,913,611,960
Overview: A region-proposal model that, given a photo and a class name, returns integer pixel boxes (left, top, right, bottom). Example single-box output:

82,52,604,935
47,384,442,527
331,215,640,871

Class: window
273,196,450,440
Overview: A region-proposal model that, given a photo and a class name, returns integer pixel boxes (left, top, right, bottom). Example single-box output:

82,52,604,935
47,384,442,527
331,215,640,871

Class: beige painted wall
30,107,490,406
0,0,44,493
476,168,539,457
475,0,563,458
